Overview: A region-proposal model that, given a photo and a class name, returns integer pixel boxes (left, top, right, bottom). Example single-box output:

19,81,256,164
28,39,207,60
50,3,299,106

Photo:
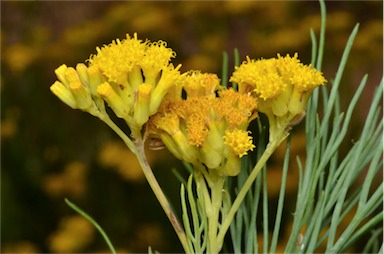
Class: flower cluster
231,53,326,142
50,33,327,254
51,33,181,137
148,71,258,176
51,34,326,175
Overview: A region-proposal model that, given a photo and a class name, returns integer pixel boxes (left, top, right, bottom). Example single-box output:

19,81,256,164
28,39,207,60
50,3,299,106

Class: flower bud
54,64,69,87
87,65,104,96
50,81,77,109
69,80,93,110
76,63,89,86
134,83,152,127
97,82,128,118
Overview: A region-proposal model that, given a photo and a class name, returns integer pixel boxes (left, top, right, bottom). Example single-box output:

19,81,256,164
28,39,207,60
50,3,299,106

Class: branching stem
134,138,190,253
217,128,288,244
100,114,190,253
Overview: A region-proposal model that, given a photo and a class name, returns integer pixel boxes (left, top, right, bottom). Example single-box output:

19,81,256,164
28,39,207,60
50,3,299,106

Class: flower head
88,34,146,85
50,64,104,117
223,129,255,158
230,53,326,142
148,71,258,176
180,71,222,97
140,41,176,85
52,33,182,137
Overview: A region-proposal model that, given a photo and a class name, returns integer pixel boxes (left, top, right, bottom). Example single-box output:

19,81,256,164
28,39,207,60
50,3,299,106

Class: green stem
134,139,190,253
217,128,288,244
204,172,225,254
98,113,189,252
98,113,136,154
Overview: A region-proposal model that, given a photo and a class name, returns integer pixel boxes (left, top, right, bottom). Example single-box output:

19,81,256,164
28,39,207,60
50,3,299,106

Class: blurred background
1,1,382,253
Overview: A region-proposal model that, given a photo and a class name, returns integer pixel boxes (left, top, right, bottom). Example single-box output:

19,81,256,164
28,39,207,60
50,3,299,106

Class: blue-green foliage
227,0,383,253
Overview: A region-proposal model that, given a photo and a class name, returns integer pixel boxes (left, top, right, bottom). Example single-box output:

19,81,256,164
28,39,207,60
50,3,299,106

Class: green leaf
65,198,116,254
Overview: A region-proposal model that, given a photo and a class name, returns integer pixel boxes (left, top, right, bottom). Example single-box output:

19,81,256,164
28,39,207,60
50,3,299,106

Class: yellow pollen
88,33,146,84
215,89,258,128
140,41,176,75
186,113,208,146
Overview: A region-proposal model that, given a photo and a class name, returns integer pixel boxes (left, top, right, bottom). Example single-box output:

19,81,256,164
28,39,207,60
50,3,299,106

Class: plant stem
99,114,189,252
98,113,136,153
199,171,225,254
217,128,288,244
134,139,190,253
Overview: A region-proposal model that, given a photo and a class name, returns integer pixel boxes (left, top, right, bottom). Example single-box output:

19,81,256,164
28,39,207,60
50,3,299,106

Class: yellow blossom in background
48,215,95,253
43,161,88,198
1,107,20,140
131,223,168,251
98,140,155,182
4,44,38,73
1,241,39,254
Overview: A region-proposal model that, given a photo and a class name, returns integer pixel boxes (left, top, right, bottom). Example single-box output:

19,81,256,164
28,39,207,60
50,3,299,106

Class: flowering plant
51,1,382,253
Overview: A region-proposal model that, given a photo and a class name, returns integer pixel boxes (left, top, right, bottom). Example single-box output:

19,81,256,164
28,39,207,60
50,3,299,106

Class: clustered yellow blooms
230,53,326,142
148,71,258,176
50,33,181,137
50,33,326,177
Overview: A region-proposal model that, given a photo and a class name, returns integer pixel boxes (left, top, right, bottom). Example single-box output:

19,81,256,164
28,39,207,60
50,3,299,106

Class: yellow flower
149,112,199,163
88,33,146,85
48,215,94,253
180,70,222,97
50,81,77,109
186,113,209,147
97,82,129,118
89,33,181,131
52,33,182,137
230,53,326,142
139,41,176,85
134,83,153,126
223,129,255,158
50,64,103,116
148,71,258,176
214,88,258,129
231,53,326,112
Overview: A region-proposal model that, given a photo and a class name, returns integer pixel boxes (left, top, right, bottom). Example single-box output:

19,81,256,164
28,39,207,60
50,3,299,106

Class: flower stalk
194,167,226,254
133,137,190,253
218,126,289,244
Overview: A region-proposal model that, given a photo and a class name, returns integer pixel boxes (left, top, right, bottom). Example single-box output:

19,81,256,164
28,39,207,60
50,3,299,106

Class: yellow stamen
89,33,146,84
